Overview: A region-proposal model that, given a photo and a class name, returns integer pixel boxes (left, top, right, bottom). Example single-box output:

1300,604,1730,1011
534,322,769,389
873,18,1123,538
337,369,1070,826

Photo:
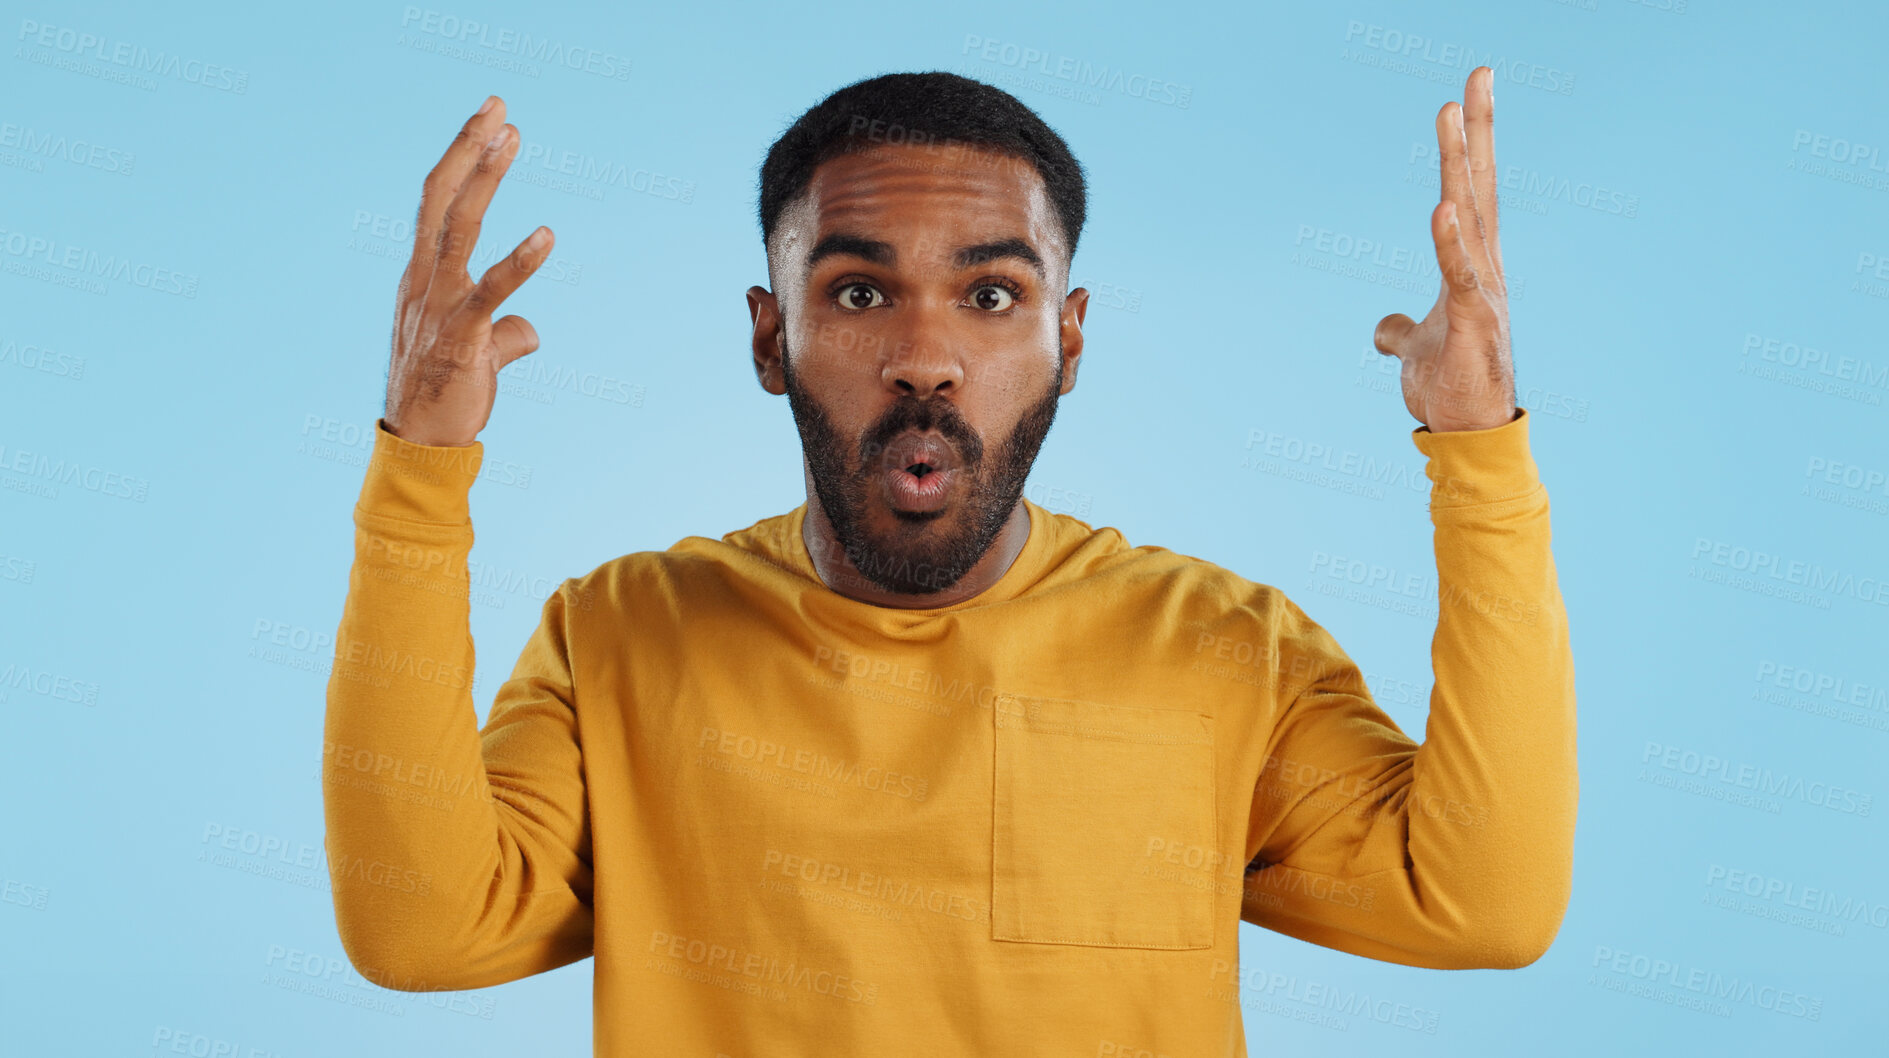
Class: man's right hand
383,95,554,448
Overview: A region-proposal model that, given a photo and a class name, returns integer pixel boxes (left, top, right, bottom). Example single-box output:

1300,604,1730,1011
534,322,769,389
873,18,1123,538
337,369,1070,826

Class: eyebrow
804,232,1046,281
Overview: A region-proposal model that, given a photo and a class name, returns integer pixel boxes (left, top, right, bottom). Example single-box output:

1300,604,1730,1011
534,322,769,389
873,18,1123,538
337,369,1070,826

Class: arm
1241,407,1576,969
323,94,587,990
322,420,594,990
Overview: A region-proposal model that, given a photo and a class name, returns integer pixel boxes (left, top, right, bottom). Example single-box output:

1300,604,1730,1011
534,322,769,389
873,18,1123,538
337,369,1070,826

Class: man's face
749,142,1087,597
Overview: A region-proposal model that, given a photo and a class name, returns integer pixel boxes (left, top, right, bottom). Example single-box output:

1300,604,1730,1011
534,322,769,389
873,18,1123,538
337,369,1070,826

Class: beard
780,333,1063,597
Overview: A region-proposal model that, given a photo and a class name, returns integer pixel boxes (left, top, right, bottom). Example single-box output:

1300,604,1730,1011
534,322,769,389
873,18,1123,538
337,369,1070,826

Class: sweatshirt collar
777,496,1055,613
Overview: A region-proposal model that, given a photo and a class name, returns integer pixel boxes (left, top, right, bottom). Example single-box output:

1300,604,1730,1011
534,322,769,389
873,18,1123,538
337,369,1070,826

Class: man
324,68,1575,1056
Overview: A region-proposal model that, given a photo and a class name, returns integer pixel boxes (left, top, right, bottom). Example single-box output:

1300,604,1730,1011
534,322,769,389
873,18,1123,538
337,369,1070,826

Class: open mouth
881,432,960,511
882,431,958,476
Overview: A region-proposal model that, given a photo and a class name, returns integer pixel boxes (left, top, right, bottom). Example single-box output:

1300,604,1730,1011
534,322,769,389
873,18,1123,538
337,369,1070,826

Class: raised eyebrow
804,232,1046,282
805,232,895,271
953,238,1045,281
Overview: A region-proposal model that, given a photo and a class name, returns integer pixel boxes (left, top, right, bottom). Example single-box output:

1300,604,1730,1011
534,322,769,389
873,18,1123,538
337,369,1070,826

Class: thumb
1373,313,1416,356
491,315,541,370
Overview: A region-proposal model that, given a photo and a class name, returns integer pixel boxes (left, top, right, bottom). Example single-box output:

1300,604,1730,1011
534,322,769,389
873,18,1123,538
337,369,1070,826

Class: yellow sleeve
1241,407,1577,969
322,420,593,991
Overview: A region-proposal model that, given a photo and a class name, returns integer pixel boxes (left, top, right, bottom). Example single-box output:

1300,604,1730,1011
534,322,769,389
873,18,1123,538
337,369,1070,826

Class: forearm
322,422,588,990
1244,408,1577,969
1398,406,1577,962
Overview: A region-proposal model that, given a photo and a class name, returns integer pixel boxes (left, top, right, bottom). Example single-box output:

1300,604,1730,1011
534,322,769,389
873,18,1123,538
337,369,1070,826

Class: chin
874,498,953,528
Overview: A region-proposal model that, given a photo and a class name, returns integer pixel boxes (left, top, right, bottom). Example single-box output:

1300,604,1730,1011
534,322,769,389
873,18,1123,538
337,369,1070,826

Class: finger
1435,101,1493,282
1462,67,1502,278
1431,201,1486,313
1374,312,1416,356
491,314,541,369
432,123,519,286
406,96,508,289
467,226,554,318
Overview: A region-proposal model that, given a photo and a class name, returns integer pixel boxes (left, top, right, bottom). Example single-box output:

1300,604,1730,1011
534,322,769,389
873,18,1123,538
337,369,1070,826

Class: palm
1392,273,1512,433
1373,67,1517,434
380,95,555,447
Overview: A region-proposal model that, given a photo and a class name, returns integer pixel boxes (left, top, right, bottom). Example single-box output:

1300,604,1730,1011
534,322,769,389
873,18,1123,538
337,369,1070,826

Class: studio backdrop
3,0,1884,1054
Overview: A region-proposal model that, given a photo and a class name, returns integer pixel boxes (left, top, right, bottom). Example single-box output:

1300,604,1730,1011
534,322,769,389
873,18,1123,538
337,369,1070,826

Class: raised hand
1372,66,1516,433
383,95,555,447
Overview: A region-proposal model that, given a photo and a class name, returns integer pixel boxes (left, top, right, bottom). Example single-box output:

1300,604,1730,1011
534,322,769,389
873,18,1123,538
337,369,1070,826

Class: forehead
775,143,1061,271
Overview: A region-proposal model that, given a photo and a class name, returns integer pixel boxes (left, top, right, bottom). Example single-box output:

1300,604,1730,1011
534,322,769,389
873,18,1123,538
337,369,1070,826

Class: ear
747,285,786,395
1057,286,1089,395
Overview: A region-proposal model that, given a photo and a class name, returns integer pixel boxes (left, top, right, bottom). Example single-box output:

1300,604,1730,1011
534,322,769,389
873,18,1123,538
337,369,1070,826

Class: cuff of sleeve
1409,406,1540,509
357,418,485,525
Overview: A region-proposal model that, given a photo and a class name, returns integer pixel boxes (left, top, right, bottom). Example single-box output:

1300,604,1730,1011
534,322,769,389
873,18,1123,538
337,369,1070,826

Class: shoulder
1051,508,1286,612
1054,509,1361,677
552,508,807,616
1044,516,1360,702
1038,506,1305,637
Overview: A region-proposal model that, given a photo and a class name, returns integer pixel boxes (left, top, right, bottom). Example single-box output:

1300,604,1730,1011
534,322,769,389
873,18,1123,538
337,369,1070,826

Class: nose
881,332,965,400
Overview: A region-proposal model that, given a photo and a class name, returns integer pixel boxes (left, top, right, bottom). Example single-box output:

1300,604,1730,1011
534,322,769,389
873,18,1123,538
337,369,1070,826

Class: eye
969,280,1022,312
833,282,886,311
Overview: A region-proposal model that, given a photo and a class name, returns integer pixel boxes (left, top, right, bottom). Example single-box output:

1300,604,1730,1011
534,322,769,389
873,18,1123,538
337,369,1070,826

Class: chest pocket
992,693,1216,949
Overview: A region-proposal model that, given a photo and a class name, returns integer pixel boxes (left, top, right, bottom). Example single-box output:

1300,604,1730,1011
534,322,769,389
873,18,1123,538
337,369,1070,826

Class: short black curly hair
756,70,1088,277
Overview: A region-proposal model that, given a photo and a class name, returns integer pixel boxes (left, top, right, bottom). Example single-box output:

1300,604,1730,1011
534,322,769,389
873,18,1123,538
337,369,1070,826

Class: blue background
4,0,1885,1053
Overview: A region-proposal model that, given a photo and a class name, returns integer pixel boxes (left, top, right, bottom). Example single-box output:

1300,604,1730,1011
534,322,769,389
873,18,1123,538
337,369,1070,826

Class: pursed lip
880,430,961,475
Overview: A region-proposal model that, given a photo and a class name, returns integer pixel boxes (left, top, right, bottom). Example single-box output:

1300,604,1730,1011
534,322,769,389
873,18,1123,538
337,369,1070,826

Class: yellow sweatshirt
323,407,1575,1057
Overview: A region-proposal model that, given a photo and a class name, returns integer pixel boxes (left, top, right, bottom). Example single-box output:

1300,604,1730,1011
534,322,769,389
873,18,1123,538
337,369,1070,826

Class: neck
799,483,1032,609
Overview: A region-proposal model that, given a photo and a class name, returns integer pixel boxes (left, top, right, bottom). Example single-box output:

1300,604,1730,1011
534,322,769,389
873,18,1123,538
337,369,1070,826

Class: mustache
857,397,983,469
